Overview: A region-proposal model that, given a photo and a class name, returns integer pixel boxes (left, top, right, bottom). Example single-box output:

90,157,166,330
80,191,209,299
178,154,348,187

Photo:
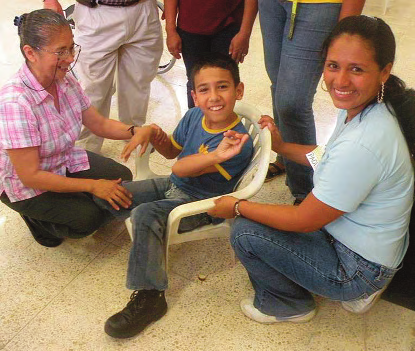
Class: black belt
76,0,140,8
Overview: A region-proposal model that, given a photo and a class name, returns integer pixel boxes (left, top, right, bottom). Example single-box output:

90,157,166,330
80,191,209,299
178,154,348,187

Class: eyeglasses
36,43,81,60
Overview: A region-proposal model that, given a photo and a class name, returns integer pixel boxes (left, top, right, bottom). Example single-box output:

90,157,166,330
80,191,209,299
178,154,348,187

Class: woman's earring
321,79,328,92
377,82,385,103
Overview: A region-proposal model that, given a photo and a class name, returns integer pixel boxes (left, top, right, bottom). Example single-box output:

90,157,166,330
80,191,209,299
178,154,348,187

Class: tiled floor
1,0,415,350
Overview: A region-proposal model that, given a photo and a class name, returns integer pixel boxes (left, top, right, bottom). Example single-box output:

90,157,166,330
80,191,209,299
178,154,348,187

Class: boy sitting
100,53,254,338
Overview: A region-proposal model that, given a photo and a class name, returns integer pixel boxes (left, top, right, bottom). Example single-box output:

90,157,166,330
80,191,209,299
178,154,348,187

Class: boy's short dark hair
190,52,240,89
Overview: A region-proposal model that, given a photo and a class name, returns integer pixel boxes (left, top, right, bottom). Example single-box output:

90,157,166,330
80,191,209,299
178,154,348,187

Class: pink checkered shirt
0,64,91,202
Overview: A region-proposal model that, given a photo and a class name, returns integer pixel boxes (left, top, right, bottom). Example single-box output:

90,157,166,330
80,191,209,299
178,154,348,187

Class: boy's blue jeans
94,178,211,291
231,218,399,318
258,0,341,199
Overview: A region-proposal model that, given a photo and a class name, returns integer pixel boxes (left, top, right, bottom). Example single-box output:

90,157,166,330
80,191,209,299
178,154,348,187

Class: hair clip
13,15,23,27
14,15,25,35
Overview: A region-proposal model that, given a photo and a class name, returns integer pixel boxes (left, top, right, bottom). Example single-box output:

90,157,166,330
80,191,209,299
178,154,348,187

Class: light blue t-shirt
313,103,414,268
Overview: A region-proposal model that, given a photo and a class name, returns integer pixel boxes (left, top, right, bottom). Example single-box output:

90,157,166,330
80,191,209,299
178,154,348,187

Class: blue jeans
94,178,211,290
231,218,399,318
259,0,341,199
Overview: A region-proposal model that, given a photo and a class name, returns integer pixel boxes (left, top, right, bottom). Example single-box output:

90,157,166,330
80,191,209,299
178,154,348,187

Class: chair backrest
231,102,272,199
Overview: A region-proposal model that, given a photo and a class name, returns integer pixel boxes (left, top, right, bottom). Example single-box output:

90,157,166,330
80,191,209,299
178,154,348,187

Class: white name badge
306,145,326,171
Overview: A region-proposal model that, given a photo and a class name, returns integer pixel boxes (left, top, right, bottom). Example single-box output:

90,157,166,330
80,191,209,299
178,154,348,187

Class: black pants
1,152,133,239
178,24,240,108
382,204,415,310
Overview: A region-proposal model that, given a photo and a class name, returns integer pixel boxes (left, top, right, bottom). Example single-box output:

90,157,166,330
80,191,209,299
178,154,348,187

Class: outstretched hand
258,115,284,153
91,178,132,211
214,131,249,162
121,124,168,161
121,126,152,162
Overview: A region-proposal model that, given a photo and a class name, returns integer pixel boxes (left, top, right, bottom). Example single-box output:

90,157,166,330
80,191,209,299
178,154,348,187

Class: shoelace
126,290,146,314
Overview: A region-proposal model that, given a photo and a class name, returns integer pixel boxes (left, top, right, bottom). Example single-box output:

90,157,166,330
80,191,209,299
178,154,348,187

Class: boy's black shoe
105,289,167,338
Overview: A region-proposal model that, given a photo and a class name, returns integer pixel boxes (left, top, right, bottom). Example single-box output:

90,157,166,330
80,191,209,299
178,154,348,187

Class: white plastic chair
125,101,272,270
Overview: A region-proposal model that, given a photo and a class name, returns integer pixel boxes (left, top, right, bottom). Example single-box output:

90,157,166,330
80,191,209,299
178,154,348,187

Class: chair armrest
166,189,250,237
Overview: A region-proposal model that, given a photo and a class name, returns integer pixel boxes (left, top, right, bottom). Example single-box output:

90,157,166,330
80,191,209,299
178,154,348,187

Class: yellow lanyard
288,0,298,40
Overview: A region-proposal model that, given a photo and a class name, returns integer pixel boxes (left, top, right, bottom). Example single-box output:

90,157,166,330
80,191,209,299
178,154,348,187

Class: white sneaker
341,287,387,314
240,298,316,324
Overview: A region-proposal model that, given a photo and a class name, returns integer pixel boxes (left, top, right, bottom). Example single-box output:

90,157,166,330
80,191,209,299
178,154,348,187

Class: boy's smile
192,67,244,130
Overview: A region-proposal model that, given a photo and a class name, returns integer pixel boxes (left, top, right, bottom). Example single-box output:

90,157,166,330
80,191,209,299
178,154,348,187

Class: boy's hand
91,178,132,211
121,126,154,161
208,196,239,219
213,131,249,162
258,115,284,153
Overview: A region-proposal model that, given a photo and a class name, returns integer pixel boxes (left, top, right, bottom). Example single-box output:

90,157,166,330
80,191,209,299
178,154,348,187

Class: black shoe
20,215,63,247
293,198,304,206
105,289,167,338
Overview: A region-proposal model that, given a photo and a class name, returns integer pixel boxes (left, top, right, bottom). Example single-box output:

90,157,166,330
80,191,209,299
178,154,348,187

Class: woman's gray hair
16,9,70,57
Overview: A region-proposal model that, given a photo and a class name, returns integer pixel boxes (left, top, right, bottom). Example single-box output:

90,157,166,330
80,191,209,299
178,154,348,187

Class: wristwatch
128,125,136,136
234,199,247,218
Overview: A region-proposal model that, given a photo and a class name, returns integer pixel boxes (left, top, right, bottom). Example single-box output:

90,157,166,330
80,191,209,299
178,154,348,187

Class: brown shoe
265,162,285,182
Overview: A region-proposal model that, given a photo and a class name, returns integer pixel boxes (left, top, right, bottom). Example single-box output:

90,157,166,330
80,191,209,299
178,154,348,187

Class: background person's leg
74,4,123,153
177,28,211,108
258,0,286,168
117,0,163,127
210,23,240,55
274,3,341,199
